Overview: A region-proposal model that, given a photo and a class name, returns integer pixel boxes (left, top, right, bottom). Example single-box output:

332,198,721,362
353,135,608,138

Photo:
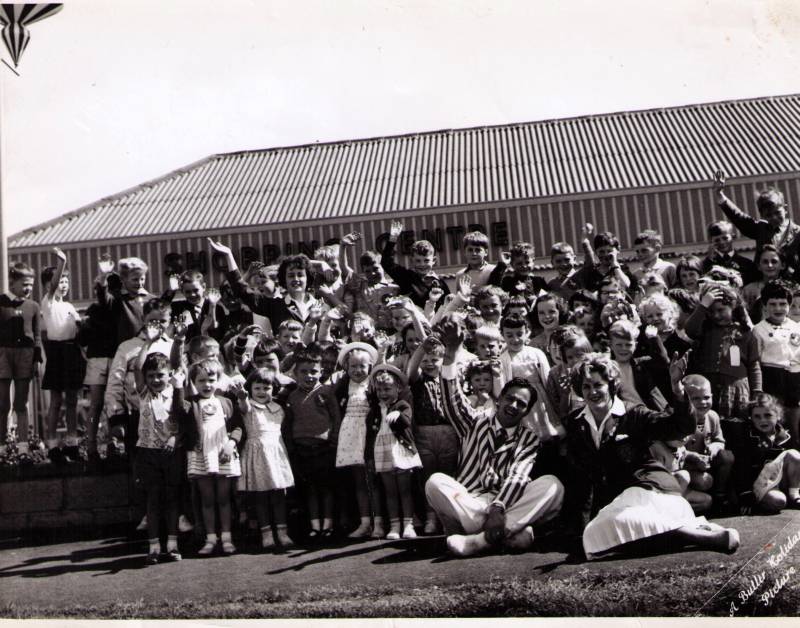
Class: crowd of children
2,170,800,563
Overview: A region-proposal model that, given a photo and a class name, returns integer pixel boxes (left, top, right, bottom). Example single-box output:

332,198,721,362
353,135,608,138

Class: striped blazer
441,367,540,511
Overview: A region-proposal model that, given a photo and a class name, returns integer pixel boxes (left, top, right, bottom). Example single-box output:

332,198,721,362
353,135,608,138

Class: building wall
10,174,800,305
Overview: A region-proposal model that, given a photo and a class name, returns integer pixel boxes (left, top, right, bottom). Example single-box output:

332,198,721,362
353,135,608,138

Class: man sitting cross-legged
426,322,564,556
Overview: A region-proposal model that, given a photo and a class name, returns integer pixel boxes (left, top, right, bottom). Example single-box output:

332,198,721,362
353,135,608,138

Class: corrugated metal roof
11,93,800,248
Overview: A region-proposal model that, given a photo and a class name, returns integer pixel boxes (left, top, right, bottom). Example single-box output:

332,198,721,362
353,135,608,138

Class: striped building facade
10,94,800,304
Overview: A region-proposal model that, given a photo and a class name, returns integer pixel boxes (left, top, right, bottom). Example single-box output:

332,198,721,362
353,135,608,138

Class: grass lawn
3,561,798,618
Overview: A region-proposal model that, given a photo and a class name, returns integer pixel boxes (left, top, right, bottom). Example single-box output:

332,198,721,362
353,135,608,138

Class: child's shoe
145,551,160,565
402,522,417,539
197,540,217,556
221,536,237,555
178,515,194,533
385,520,401,540
275,526,294,550
161,548,182,562
423,516,439,535
261,528,276,551
348,520,372,539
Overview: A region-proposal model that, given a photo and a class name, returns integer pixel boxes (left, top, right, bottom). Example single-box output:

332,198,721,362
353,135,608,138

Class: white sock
206,533,218,544
789,488,800,500
322,517,333,530
310,518,321,531
220,531,232,543
148,539,160,554
166,535,178,551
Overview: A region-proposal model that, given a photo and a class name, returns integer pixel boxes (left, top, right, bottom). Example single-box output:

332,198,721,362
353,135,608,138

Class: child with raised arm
380,219,450,309
40,248,84,462
574,224,636,295
348,249,400,333
714,170,800,278
454,230,505,289
170,270,226,342
235,368,294,551
132,349,184,564
498,242,548,299
684,282,761,421
0,263,43,459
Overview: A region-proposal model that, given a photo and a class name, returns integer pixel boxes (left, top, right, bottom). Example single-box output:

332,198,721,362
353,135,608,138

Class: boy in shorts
0,263,43,459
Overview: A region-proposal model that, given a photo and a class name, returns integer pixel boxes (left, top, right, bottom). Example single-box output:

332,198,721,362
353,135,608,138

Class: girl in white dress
184,359,241,556
369,365,421,540
334,343,379,539
236,368,294,551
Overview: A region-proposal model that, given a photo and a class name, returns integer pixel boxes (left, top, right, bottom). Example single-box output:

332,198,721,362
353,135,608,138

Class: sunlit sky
2,0,800,239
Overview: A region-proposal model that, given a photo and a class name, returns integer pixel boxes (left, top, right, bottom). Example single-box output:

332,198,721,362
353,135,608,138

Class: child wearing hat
333,341,380,538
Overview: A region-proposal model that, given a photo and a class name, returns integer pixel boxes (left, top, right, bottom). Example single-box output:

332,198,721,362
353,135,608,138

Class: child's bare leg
369,471,386,537
0,380,11,443
381,472,400,537
145,483,162,548
270,490,293,547
307,484,321,530
780,450,800,506
45,391,62,445
196,477,218,536
254,490,273,548
397,471,417,538
216,477,232,534
759,489,787,514
64,389,79,442
164,483,180,555
353,467,370,518
216,478,236,553
685,490,712,514
711,449,735,498
12,379,31,446
320,485,334,530
86,384,104,454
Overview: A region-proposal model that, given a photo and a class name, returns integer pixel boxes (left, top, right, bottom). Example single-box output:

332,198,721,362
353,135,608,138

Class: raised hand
340,232,362,247
499,251,511,266
170,370,186,389
373,330,391,350
389,220,403,241
207,238,233,256
457,274,473,301
53,247,67,262
644,325,659,339
669,350,691,384
168,274,180,292
206,288,221,305
98,254,114,275
172,318,188,340
308,305,323,324
581,222,594,241
699,285,722,309
428,286,444,303
713,169,726,194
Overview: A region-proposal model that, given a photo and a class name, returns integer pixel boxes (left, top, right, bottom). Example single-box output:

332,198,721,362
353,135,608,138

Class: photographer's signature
729,530,800,615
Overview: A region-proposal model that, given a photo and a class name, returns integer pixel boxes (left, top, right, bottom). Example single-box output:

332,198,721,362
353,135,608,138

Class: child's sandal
787,496,800,510
197,540,216,556
221,540,237,555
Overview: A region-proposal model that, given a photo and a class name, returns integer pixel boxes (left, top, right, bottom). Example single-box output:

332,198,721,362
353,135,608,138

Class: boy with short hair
679,374,735,513
701,221,758,285
714,170,800,278
170,270,226,342
349,250,399,333
40,248,85,462
0,262,43,459
632,229,676,288
497,242,548,298
574,224,636,295
607,319,669,412
283,346,341,538
546,242,580,301
381,219,450,308
454,231,505,290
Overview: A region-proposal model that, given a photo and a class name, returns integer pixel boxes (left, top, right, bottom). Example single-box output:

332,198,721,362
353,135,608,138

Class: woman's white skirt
583,486,718,560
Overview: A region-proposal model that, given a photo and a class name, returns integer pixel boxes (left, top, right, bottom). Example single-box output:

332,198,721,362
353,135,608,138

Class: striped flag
0,3,63,68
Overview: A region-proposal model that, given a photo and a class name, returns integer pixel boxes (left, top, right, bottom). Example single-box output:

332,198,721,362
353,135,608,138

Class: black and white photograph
0,0,800,619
